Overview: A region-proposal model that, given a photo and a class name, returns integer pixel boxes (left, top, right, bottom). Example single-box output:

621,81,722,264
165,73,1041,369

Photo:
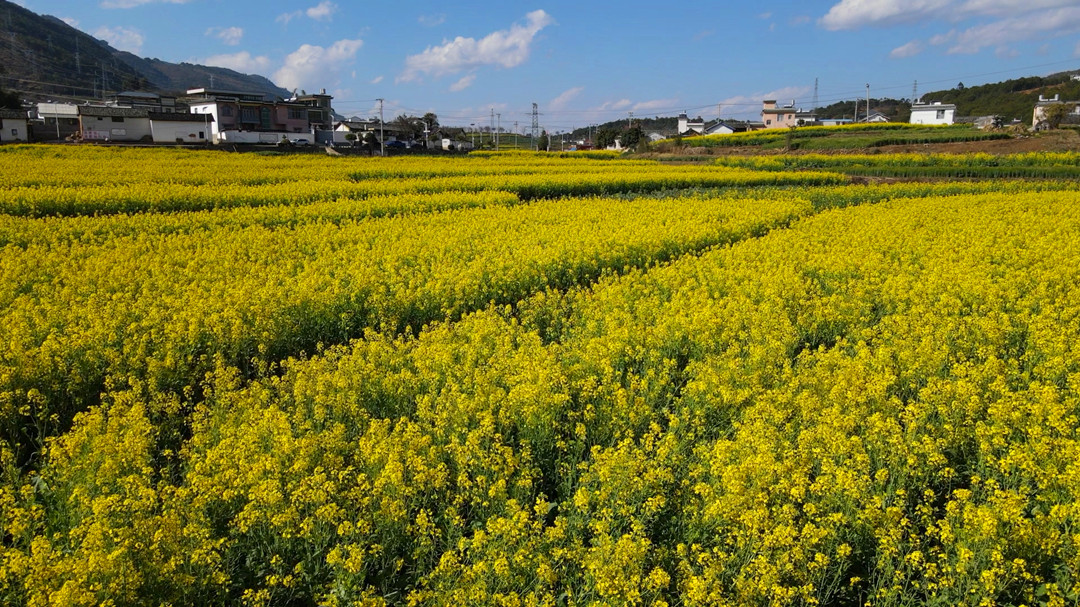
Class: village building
1032,94,1080,129
678,113,753,136
35,103,81,141
148,111,214,143
0,109,29,142
107,91,182,113
294,90,334,131
909,101,956,125
78,106,152,142
760,100,817,128
184,88,320,144
332,119,411,146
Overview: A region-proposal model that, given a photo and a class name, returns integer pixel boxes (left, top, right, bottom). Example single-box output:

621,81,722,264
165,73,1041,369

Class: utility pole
912,80,918,103
628,111,633,129
531,103,539,151
377,98,384,156
812,77,819,110
496,112,501,151
865,83,870,121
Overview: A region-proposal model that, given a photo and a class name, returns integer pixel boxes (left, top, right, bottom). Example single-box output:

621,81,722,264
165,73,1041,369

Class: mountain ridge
0,0,289,101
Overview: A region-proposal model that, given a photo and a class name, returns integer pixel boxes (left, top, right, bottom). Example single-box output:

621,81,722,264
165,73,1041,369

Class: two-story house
184,88,320,143
909,101,956,125
761,100,817,128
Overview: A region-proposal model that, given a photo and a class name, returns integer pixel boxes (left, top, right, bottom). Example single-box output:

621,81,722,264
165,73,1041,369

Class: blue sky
11,0,1080,129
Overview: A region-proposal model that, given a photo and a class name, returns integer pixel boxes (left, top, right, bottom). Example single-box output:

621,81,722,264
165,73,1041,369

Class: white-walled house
678,113,750,136
1032,94,1080,129
677,113,705,135
149,111,213,143
0,109,28,142
909,101,956,125
78,106,151,141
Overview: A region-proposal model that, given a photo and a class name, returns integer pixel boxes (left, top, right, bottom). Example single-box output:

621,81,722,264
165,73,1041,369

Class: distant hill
814,71,1080,123
919,71,1080,122
0,0,289,101
568,116,679,140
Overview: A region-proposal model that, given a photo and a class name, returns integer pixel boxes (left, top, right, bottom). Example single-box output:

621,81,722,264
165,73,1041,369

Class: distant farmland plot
659,123,1012,151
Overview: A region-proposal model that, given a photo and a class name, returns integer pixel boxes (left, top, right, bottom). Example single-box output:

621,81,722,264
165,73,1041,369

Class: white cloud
945,6,1080,53
100,0,191,7
759,12,772,19
822,0,1080,58
273,38,364,92
204,51,272,74
820,0,951,30
306,1,337,21
929,30,956,45
370,75,384,84
449,74,476,92
419,13,446,27
630,98,679,112
206,26,244,46
995,46,1020,58
277,2,336,25
603,99,632,111
399,10,554,82
890,40,925,58
820,0,1076,29
94,25,144,53
276,11,300,25
790,15,812,25
60,17,80,27
550,86,584,110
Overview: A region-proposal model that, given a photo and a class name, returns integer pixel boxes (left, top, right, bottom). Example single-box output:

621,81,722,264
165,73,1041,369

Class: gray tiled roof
78,106,149,118
148,111,214,122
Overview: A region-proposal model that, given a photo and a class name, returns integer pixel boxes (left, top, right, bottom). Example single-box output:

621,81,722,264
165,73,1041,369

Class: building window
199,131,205,140
936,110,945,119
112,117,124,123
242,107,258,122
222,105,234,117
288,108,305,120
